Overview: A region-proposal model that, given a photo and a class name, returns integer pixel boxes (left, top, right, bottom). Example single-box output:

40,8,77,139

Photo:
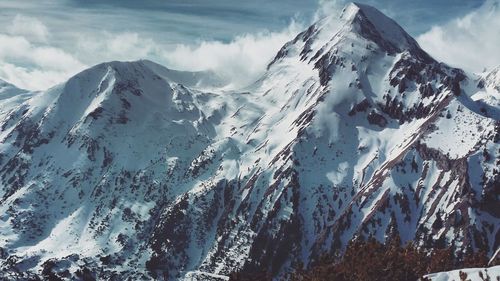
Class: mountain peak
340,2,421,54
0,78,26,98
70,59,226,90
268,2,430,69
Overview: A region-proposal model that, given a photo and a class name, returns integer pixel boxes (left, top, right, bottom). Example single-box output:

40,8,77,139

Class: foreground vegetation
229,237,495,281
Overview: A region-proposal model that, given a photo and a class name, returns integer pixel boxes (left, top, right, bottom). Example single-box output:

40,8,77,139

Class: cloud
0,10,305,91
160,21,303,88
313,0,344,22
70,21,304,89
0,32,86,91
417,0,500,73
7,15,49,43
75,32,159,63
0,62,76,91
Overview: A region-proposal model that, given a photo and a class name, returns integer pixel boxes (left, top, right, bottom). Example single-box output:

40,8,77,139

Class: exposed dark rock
349,99,371,116
367,110,387,127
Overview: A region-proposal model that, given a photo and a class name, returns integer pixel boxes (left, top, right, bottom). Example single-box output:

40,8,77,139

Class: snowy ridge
479,66,500,92
0,79,32,116
0,3,498,280
0,79,24,97
425,265,500,281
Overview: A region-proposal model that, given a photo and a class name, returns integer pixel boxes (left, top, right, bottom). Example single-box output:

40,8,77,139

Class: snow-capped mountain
0,79,32,112
0,3,498,280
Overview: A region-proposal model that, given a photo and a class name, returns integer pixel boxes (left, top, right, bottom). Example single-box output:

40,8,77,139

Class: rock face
0,3,498,280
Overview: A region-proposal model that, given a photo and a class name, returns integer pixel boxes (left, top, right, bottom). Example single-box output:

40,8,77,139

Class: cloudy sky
0,0,498,90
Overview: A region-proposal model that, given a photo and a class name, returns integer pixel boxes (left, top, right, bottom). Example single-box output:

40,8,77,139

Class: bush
230,238,490,281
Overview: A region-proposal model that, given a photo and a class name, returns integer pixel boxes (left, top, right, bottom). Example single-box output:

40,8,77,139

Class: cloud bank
7,15,49,43
417,0,500,73
0,13,303,91
0,26,86,91
161,22,303,88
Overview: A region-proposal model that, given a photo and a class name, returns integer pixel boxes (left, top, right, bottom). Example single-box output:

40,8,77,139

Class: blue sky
0,0,484,42
0,0,498,90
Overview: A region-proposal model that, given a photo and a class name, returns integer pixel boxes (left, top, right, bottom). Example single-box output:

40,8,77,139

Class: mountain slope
0,3,498,280
0,79,32,120
0,79,27,97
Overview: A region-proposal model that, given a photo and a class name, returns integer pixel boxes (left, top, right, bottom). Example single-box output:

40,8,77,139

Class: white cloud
0,33,86,90
313,0,343,22
417,0,500,73
71,21,307,89
75,32,159,63
0,15,87,90
161,21,303,88
0,62,74,91
0,21,305,91
7,15,49,43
